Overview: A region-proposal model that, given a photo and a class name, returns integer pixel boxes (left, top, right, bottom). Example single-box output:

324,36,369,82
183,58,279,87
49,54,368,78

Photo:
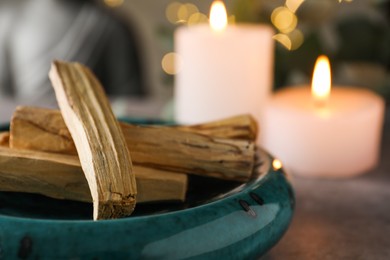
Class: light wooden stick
10,106,256,155
10,106,255,181
0,132,9,147
176,114,258,141
10,108,77,154
0,147,187,203
49,60,136,220
121,124,255,181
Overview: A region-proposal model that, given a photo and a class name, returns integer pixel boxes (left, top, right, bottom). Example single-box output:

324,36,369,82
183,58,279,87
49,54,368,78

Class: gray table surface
263,109,390,260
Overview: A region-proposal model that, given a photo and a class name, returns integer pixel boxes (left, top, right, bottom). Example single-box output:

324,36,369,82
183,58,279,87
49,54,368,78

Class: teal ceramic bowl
0,124,294,259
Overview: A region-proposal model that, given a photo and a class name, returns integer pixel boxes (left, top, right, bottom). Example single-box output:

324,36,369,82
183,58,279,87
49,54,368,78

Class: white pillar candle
174,1,274,131
262,56,385,178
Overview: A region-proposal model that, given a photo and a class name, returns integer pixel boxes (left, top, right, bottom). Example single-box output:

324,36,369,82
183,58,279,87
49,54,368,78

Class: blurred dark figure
0,0,145,108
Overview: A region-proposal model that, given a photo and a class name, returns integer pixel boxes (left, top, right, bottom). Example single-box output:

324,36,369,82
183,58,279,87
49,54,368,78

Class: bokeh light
177,4,189,22
162,52,182,75
166,2,182,24
166,2,232,27
273,33,292,50
289,29,304,50
184,3,199,19
271,6,298,33
285,0,305,13
166,2,199,24
187,12,209,26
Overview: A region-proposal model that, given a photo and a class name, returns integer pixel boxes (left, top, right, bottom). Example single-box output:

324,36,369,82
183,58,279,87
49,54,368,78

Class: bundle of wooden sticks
0,61,258,220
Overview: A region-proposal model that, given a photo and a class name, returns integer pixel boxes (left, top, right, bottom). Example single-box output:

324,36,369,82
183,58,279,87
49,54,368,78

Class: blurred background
0,0,389,122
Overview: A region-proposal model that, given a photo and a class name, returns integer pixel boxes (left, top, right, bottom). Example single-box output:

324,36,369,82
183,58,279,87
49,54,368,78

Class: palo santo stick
10,106,255,181
10,106,256,155
176,114,258,141
50,60,136,220
10,108,77,154
0,147,187,203
0,132,9,147
121,124,255,181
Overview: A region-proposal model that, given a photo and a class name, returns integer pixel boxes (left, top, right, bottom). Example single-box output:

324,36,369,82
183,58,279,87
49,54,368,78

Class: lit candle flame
209,0,228,31
312,55,331,106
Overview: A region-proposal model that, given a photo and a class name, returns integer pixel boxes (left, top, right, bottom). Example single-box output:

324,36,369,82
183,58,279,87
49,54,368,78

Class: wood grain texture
176,114,258,141
49,60,136,220
10,107,256,156
10,106,256,181
10,107,77,154
121,124,255,181
0,147,187,203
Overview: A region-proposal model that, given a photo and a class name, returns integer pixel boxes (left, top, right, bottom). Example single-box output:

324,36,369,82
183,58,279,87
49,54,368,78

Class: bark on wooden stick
10,106,256,181
0,147,187,203
49,60,136,220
